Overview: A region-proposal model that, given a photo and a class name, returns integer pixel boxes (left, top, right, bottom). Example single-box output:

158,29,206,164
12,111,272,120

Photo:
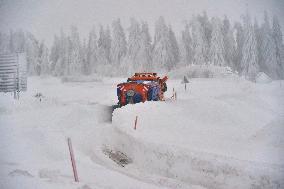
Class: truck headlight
126,90,135,97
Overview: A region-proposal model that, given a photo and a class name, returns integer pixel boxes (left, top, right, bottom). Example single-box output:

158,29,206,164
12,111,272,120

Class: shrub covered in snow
255,72,272,83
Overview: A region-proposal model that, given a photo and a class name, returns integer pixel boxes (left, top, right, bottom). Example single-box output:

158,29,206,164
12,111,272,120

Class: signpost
181,76,189,91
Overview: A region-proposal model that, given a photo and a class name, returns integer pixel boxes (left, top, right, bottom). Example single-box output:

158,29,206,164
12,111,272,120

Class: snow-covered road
1,76,284,189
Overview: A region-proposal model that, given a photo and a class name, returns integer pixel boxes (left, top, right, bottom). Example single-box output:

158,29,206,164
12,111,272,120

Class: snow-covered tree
240,14,259,80
68,26,82,75
209,17,225,66
272,15,284,78
86,27,98,74
169,25,180,66
234,22,245,72
25,32,40,75
152,16,176,71
222,16,236,68
81,38,88,75
180,23,194,66
123,18,141,74
254,18,262,73
38,41,50,75
49,35,60,75
191,16,207,65
125,19,153,74
111,19,127,66
53,30,69,76
138,21,152,71
197,12,212,63
97,25,112,75
258,12,278,79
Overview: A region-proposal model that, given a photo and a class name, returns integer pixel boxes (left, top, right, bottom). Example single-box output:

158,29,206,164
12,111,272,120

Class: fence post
134,116,138,130
67,138,79,182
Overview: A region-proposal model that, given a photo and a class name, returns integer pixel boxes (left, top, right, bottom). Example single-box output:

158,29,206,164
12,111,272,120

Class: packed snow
1,75,284,189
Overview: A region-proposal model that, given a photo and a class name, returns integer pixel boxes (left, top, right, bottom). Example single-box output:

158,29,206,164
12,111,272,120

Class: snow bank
111,78,284,189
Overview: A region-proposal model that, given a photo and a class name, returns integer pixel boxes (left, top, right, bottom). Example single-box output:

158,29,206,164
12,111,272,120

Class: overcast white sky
0,0,283,46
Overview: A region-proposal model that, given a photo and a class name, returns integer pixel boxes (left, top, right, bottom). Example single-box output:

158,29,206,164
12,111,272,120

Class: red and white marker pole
67,138,79,182
134,116,138,130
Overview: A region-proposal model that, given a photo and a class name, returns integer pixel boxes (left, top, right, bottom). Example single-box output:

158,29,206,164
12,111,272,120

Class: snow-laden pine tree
68,26,82,75
53,30,69,76
209,17,225,66
222,16,236,68
126,19,152,73
124,18,141,74
86,27,98,74
197,12,212,63
259,12,278,79
191,16,207,65
272,15,284,78
38,41,50,75
25,32,40,75
137,21,152,71
50,35,61,75
81,39,89,75
180,23,194,66
254,19,262,74
169,25,180,67
60,31,69,76
240,14,259,80
152,16,176,71
97,26,112,75
111,19,127,66
234,22,245,73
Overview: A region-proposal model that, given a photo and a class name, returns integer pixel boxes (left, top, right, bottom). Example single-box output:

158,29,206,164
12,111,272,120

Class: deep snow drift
0,76,284,189
112,78,284,188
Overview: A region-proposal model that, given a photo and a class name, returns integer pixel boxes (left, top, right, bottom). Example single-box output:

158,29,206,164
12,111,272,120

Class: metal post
67,138,79,182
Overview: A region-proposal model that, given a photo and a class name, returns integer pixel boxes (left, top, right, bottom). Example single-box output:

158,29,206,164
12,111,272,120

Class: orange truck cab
117,73,168,106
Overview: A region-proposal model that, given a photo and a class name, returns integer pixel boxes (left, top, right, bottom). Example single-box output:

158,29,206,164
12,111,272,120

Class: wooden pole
134,116,138,130
67,138,79,182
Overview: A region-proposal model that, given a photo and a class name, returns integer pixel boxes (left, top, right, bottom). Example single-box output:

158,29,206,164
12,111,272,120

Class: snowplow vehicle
117,73,168,106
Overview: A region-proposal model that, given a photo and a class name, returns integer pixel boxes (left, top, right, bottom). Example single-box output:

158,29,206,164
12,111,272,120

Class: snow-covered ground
1,76,284,189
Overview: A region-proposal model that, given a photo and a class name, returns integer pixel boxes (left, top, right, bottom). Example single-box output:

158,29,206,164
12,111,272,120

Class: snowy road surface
0,76,284,189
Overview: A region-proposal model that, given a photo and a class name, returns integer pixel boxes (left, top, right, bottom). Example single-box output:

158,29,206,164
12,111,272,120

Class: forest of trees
0,12,284,80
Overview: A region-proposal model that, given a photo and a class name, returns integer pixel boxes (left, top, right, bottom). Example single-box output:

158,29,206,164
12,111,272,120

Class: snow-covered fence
0,53,27,98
